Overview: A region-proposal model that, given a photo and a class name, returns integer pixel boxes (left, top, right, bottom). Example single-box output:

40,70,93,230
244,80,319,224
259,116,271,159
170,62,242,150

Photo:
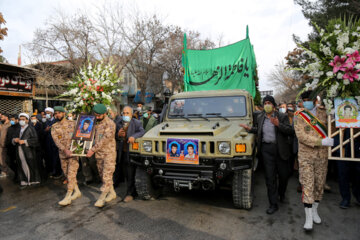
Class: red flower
343,66,360,82
329,56,347,73
346,50,360,63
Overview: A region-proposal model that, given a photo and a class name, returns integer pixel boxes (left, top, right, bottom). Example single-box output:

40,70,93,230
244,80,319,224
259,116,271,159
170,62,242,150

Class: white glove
321,137,334,147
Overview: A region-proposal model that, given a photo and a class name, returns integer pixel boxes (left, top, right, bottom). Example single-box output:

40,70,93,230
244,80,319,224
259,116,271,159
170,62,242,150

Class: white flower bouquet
296,18,360,113
61,62,122,113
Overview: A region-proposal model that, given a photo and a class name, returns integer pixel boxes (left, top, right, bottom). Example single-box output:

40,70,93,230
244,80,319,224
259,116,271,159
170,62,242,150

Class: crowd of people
0,102,160,206
0,94,359,232
242,91,360,231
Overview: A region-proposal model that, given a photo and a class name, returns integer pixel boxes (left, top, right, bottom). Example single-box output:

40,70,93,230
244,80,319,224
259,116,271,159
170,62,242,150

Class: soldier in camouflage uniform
51,106,81,206
86,104,117,207
294,91,334,231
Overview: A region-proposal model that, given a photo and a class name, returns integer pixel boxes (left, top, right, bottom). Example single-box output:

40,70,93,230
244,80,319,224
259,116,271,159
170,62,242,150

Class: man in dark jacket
141,106,158,133
116,106,145,202
5,114,20,182
43,107,61,178
241,95,294,214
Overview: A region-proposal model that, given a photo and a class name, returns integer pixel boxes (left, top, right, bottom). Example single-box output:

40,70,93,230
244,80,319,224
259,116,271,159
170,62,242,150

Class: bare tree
158,28,216,94
26,10,97,71
23,61,72,107
124,14,173,102
268,61,304,102
25,4,217,104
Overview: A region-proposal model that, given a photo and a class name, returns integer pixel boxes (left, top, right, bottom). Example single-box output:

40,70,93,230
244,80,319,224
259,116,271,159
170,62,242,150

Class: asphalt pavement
0,169,359,240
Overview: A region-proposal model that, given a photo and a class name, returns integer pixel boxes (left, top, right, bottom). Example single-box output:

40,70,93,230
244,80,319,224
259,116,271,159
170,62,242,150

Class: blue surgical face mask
46,114,51,119
123,116,131,122
143,113,149,119
10,120,15,125
279,108,286,114
303,101,314,110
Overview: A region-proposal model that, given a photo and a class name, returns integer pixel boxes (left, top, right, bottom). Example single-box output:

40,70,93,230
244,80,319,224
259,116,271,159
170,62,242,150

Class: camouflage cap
54,106,66,112
93,104,107,114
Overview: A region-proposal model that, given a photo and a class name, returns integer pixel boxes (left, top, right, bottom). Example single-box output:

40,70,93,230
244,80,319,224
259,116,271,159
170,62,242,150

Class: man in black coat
5,114,20,182
241,95,294,214
43,107,61,178
115,106,145,203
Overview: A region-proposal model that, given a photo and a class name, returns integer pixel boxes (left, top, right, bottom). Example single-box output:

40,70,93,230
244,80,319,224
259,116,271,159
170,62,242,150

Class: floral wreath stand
70,135,95,157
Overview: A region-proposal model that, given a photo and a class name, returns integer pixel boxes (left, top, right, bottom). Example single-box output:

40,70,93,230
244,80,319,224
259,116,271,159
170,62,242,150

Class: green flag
182,30,257,97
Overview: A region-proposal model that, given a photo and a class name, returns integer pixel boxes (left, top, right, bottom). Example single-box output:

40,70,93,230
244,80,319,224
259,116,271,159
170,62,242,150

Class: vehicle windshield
168,96,247,118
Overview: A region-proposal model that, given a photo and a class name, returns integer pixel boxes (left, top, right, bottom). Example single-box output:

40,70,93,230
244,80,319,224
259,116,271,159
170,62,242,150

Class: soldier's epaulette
52,122,60,127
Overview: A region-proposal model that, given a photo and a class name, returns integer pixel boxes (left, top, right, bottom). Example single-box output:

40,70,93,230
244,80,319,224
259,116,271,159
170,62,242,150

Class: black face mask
0,120,5,123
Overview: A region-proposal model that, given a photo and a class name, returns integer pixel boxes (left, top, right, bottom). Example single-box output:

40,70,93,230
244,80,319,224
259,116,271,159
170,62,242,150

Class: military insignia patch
310,119,317,125
305,126,311,132
58,135,62,139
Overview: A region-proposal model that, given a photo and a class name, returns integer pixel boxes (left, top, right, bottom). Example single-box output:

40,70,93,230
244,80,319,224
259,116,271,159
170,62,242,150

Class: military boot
105,186,118,203
304,207,313,231
94,191,108,208
312,202,321,224
58,191,73,206
71,184,82,201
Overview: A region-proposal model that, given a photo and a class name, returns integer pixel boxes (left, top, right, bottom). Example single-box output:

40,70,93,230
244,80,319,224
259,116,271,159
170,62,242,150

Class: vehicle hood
144,120,248,138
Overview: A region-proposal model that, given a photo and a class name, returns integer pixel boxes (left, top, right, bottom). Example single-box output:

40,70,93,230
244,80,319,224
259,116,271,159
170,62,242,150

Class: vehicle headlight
218,142,230,154
143,141,152,152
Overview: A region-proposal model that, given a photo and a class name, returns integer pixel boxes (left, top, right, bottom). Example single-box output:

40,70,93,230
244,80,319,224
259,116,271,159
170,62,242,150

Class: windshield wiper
171,114,192,122
206,113,230,121
187,113,210,121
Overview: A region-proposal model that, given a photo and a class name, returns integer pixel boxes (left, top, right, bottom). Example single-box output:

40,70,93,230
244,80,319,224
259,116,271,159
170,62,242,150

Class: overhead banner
182,28,257,97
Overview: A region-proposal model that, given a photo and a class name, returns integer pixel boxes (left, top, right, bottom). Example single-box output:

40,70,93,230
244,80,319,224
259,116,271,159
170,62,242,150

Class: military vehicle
129,89,257,209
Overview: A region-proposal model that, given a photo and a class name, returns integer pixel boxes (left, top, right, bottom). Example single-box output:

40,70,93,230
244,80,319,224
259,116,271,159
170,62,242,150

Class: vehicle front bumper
129,153,253,185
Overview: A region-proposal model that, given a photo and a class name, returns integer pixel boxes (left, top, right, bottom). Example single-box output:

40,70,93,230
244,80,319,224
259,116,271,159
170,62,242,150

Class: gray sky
0,0,311,92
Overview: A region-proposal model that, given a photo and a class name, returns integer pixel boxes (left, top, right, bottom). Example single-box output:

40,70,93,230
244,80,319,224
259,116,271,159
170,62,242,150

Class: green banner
182,32,257,97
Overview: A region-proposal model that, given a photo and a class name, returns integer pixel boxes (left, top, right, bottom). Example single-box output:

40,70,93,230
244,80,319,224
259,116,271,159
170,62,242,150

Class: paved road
0,170,359,240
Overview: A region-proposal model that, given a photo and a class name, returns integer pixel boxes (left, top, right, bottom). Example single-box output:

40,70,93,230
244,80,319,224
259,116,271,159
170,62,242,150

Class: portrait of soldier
343,105,353,119
80,119,91,134
185,144,195,158
169,143,179,157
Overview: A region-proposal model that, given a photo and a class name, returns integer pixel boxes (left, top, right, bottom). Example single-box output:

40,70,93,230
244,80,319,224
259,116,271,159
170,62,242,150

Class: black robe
5,124,20,179
13,125,41,185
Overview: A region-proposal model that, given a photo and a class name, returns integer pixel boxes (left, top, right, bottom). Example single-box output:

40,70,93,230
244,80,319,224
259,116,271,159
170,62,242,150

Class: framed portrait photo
72,114,96,141
334,97,360,128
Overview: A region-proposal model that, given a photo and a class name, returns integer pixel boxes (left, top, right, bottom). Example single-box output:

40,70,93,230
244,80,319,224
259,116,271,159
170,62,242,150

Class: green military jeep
129,89,257,209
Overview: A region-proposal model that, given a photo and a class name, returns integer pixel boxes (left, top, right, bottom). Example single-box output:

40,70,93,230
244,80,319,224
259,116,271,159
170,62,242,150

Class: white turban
19,113,30,119
45,107,54,113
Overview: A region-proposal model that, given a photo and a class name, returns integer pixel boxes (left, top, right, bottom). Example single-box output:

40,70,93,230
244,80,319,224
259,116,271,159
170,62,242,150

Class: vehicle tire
135,168,162,200
232,168,253,209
